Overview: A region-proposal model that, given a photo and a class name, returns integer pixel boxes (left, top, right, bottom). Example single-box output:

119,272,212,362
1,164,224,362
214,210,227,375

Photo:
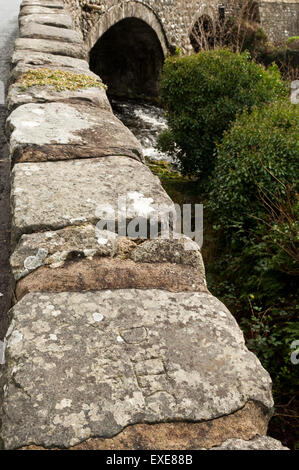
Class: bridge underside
90,18,164,99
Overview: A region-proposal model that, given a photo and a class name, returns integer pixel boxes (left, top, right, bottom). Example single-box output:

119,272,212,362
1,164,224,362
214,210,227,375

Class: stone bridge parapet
0,0,290,451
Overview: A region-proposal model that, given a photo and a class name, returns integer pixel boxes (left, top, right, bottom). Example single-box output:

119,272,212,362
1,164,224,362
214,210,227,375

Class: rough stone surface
15,258,208,300
20,6,68,17
7,83,112,113
11,157,174,244
210,436,289,450
2,0,285,450
7,103,143,164
10,225,118,280
1,290,273,449
65,0,299,54
14,38,87,60
11,50,89,70
21,0,64,8
19,13,73,30
11,226,203,281
130,235,205,270
19,402,269,450
19,23,83,44
9,63,101,86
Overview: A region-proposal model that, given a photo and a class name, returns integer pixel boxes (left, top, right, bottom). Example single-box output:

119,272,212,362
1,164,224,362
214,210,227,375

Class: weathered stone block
19,13,73,30
19,402,269,450
10,225,118,280
1,289,273,449
210,436,289,450
21,0,64,8
11,225,207,299
7,103,143,164
7,83,112,113
10,226,204,281
19,23,83,44
9,63,101,88
14,38,87,60
15,258,208,300
130,235,205,270
10,157,174,243
11,51,89,71
20,6,65,17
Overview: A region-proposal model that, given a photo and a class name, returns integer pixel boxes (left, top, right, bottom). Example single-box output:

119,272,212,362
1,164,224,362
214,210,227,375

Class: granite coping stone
10,226,204,281
11,51,89,70
10,156,174,244
7,83,112,113
14,38,87,61
0,289,273,449
7,103,143,164
20,6,66,17
21,0,64,8
19,13,73,30
19,23,83,44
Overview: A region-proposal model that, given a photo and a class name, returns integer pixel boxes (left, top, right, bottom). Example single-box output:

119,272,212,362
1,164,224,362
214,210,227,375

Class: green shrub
160,49,288,176
209,101,298,239
150,101,298,445
207,101,298,403
258,46,299,80
241,27,268,56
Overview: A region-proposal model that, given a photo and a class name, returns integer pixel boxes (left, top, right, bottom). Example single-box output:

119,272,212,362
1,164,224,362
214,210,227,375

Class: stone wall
63,0,237,53
259,1,299,43
63,0,299,54
0,0,289,451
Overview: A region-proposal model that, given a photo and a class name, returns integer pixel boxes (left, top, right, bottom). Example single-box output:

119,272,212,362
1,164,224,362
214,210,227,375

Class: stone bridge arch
188,4,218,52
86,1,169,55
88,1,169,99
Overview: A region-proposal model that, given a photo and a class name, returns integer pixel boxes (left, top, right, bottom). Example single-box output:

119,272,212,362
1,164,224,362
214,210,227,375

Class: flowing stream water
111,98,172,162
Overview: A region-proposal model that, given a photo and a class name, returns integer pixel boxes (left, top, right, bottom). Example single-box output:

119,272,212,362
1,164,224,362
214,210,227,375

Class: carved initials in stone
132,357,173,398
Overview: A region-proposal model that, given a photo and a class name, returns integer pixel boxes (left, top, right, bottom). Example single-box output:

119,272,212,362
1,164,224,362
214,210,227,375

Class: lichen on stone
17,68,107,92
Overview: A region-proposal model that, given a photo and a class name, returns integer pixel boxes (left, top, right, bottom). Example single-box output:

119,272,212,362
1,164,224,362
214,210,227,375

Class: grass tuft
17,68,107,92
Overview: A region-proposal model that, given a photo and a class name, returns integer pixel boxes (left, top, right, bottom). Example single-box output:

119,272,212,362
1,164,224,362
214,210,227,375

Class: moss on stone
146,158,199,207
17,68,107,92
287,36,299,44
